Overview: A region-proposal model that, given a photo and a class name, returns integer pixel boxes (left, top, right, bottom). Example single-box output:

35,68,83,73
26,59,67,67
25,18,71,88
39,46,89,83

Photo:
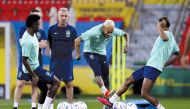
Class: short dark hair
30,9,40,13
26,15,40,28
159,16,170,28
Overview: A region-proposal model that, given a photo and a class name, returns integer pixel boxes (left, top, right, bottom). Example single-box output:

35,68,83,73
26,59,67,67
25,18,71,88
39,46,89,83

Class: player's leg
65,81,73,103
141,66,165,109
99,55,115,99
31,84,38,109
13,80,26,108
84,52,109,95
33,66,60,109
97,67,145,107
42,76,60,109
37,81,48,109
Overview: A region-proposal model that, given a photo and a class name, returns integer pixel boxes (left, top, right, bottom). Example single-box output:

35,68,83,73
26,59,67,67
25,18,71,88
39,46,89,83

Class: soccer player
21,14,60,109
75,20,129,98
97,17,181,109
47,8,77,103
13,9,47,109
181,27,190,69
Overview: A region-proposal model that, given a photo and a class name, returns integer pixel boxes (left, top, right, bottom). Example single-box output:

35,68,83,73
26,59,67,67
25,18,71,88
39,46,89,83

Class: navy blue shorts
17,64,30,81
132,66,161,82
50,60,73,82
33,66,54,83
84,52,109,77
84,52,110,88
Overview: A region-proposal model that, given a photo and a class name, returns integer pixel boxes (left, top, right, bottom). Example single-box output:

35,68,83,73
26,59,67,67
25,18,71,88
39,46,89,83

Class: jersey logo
66,30,71,37
36,32,41,39
89,54,94,59
54,32,58,34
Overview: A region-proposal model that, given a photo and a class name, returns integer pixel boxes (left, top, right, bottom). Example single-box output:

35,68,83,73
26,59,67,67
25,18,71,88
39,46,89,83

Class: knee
55,80,61,88
17,81,25,88
124,78,133,86
65,83,73,88
141,89,148,98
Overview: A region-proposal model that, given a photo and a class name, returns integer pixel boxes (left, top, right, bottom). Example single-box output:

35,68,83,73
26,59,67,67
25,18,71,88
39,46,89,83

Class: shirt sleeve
22,42,32,57
173,41,180,52
80,28,95,41
72,28,78,41
40,30,47,40
48,29,52,49
112,28,125,36
171,33,180,52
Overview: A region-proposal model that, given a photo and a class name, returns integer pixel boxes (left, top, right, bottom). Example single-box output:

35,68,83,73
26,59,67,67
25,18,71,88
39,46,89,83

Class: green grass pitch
0,97,189,109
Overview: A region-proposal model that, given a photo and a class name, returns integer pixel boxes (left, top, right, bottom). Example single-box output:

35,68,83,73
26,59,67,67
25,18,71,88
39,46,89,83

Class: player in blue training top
97,17,181,109
75,20,129,99
21,14,60,109
47,8,77,103
13,9,47,109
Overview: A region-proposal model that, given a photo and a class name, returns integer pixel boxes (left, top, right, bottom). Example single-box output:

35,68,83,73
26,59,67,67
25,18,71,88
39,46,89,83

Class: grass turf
0,96,189,109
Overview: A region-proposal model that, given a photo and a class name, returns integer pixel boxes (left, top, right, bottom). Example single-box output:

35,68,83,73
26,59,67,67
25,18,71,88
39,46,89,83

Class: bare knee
65,82,73,88
124,76,134,87
141,89,148,98
17,80,26,88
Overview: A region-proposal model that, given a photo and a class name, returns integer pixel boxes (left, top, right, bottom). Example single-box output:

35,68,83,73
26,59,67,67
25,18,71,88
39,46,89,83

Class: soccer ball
72,101,88,109
126,102,137,109
57,102,72,109
112,102,127,109
57,101,87,109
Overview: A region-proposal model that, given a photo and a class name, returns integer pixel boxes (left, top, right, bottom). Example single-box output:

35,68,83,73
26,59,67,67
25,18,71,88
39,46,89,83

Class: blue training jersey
18,26,46,66
48,23,77,61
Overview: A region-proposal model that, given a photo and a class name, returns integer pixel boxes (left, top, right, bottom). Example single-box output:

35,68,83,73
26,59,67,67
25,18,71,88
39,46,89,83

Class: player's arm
157,20,169,41
123,32,129,53
181,28,190,68
45,29,52,57
75,29,94,60
39,30,47,48
164,52,181,67
74,37,82,60
183,28,190,56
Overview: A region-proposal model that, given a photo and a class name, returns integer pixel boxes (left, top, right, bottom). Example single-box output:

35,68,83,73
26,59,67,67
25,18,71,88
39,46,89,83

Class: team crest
36,32,41,39
66,30,71,37
90,54,94,59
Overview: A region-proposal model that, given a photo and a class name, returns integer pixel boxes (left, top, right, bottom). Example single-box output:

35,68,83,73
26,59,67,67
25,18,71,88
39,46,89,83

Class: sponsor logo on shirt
66,30,71,37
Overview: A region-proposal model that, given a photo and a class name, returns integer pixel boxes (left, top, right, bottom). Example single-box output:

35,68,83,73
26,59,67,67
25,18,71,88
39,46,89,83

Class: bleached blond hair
103,20,115,28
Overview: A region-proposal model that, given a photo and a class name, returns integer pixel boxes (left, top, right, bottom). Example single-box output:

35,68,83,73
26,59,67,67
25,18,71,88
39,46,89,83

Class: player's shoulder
38,29,45,33
66,24,77,31
49,23,58,31
19,26,27,32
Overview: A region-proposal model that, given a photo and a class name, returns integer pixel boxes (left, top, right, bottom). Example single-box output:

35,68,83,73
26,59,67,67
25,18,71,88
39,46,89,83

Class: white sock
49,104,54,109
13,102,19,107
42,96,53,109
156,103,165,109
38,103,43,109
109,94,119,103
32,103,37,108
101,86,108,94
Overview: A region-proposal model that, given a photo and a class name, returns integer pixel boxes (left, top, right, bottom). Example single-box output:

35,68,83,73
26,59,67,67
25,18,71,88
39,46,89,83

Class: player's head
158,16,170,28
26,14,40,32
58,8,69,26
30,9,41,17
102,20,115,38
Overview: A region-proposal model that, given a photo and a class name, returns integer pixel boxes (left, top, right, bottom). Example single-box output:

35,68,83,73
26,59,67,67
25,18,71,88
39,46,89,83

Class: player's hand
31,74,39,86
124,45,128,54
75,55,81,60
181,55,189,69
